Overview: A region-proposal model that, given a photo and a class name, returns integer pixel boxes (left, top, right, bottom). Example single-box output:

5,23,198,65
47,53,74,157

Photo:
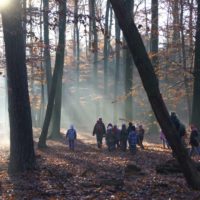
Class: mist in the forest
0,76,9,146
59,63,153,133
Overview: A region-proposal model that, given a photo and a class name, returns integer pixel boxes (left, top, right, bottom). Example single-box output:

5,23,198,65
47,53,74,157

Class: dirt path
0,132,200,199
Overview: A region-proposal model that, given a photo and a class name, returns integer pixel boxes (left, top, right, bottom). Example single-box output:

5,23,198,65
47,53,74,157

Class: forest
0,0,200,199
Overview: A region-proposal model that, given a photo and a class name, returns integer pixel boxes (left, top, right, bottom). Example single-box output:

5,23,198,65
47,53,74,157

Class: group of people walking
92,118,145,154
65,113,200,158
159,112,200,157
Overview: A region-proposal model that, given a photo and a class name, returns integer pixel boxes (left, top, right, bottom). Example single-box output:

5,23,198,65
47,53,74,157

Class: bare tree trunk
191,0,200,130
124,0,134,121
103,0,110,97
2,1,35,173
74,0,80,90
38,0,45,128
88,0,92,50
103,0,110,119
113,16,120,123
150,0,158,68
38,0,67,147
110,0,200,189
43,0,52,95
148,0,159,134
180,0,192,120
90,0,99,117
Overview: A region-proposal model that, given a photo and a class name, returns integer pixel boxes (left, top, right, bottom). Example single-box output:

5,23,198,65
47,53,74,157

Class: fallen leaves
0,134,200,199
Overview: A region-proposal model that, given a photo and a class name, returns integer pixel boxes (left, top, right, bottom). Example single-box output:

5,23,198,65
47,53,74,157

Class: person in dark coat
106,123,116,151
120,124,128,151
189,125,200,157
127,122,133,135
128,125,138,154
137,125,145,149
170,112,186,146
113,125,120,148
93,118,106,148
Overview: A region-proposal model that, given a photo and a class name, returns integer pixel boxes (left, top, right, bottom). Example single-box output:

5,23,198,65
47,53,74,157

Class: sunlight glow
0,0,10,9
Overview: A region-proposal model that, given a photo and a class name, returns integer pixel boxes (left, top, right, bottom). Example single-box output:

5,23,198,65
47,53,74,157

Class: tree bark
150,0,158,68
103,0,110,119
148,0,159,134
180,0,192,120
2,1,35,173
90,0,99,117
110,0,200,189
113,16,121,123
43,0,52,95
103,0,110,97
191,0,200,130
124,0,134,121
38,0,67,147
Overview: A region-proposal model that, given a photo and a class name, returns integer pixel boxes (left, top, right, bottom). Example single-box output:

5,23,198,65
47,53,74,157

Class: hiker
92,118,106,148
66,125,77,151
106,123,116,151
137,124,145,149
120,124,128,151
128,125,138,154
189,125,200,157
113,125,120,148
127,122,133,135
160,129,170,149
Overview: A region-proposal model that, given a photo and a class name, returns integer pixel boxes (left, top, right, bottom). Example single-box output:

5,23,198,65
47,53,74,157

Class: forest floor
1,130,200,200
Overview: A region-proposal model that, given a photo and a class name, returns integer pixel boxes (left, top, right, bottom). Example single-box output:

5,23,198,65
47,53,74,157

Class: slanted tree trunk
191,0,200,130
43,0,52,95
38,0,67,147
2,1,35,173
110,0,200,189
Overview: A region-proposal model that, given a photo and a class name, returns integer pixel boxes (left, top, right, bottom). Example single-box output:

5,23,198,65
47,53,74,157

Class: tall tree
150,0,158,68
113,16,121,123
180,0,192,119
39,0,45,128
103,0,110,97
38,0,67,147
74,0,80,90
172,0,180,45
191,0,200,129
103,0,110,119
110,0,200,189
1,0,35,172
90,0,99,117
43,0,52,95
124,0,134,121
148,0,159,134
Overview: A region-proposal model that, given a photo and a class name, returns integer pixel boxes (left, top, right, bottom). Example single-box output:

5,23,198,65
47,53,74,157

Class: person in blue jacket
128,125,138,154
66,125,77,151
